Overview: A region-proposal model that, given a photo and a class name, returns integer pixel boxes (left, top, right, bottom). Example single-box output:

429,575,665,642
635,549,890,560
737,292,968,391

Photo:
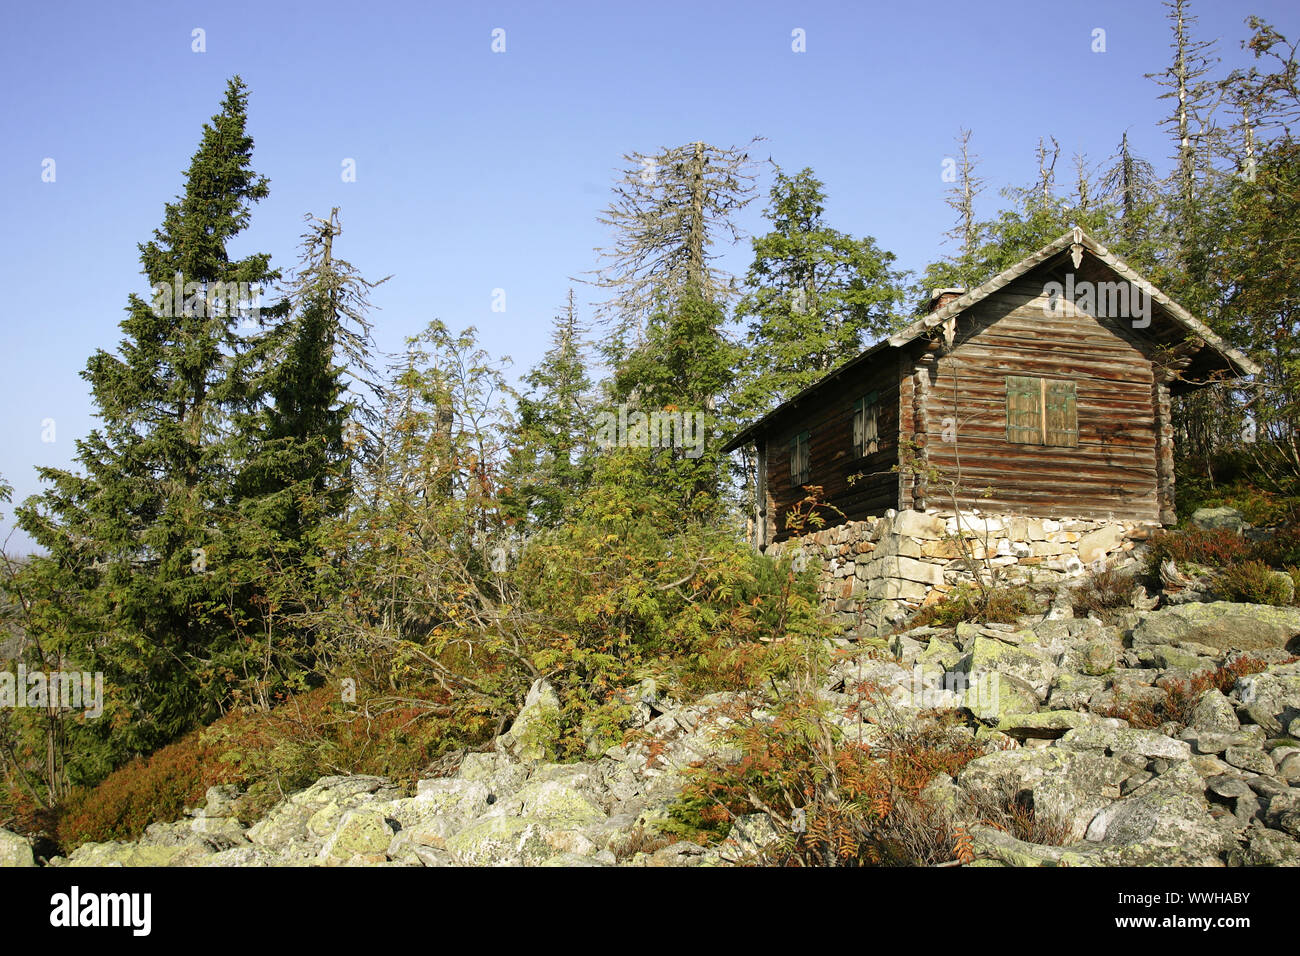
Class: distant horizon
3,0,1295,554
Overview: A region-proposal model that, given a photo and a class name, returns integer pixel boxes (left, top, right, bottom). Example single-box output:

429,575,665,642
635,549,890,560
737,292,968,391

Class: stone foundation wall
766,509,1156,631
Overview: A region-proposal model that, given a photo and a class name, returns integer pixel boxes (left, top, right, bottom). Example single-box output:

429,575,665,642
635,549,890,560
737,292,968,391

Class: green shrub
513,474,833,758
1173,468,1298,526
1219,559,1293,606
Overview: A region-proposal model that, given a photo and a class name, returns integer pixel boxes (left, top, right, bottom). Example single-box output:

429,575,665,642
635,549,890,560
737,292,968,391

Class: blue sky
1,0,1295,552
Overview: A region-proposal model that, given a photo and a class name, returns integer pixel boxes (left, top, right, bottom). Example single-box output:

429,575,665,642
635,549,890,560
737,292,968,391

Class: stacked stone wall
766,509,1155,631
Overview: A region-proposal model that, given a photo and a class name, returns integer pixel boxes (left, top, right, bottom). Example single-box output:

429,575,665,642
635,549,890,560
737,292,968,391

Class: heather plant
1096,657,1271,731
665,641,985,866
1219,559,1293,606
1142,526,1253,576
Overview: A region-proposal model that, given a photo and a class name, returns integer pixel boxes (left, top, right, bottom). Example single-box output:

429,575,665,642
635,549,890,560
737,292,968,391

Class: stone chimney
927,287,965,313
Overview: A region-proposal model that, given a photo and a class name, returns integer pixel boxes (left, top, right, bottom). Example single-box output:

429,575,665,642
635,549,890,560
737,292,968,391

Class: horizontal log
927,444,1157,470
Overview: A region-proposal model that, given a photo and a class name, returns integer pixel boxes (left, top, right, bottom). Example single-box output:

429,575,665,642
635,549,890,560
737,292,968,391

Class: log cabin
724,227,1260,549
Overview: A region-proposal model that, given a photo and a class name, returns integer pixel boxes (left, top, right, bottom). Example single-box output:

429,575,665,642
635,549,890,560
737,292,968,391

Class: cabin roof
722,227,1260,453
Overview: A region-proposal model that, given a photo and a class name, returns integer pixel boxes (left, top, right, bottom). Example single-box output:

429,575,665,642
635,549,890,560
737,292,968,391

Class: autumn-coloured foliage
952,825,975,864
1096,656,1272,730
52,680,494,852
1142,527,1253,575
667,652,985,866
55,713,248,849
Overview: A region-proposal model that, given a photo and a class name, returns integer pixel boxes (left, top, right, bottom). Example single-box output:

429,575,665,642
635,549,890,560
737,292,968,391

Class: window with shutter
1005,376,1043,445
1006,376,1078,447
853,391,879,458
789,430,811,486
1044,380,1078,447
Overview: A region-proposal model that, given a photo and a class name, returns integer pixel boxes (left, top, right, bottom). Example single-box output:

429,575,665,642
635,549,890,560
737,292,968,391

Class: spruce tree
224,209,383,705
1098,132,1161,264
587,140,759,516
611,292,738,511
18,77,287,749
503,290,594,529
589,140,759,365
733,167,906,417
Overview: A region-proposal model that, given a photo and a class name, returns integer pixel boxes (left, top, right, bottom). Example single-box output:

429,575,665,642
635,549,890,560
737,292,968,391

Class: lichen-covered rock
188,815,248,845
1182,726,1266,756
917,638,963,676
1046,670,1108,710
455,750,530,792
1055,725,1191,762
318,808,395,865
1083,763,1229,866
1235,667,1300,725
246,775,398,848
967,823,1094,867
497,679,562,763
1190,507,1247,534
1079,641,1119,677
994,710,1112,740
508,779,607,828
713,813,780,864
1133,603,1300,654
0,829,34,868
1224,745,1275,776
956,747,1129,841
961,637,1057,701
1235,826,1300,866
194,784,241,819
960,671,1041,721
1279,751,1300,784
197,841,320,866
444,816,560,866
380,779,494,849
1189,689,1241,733
53,841,189,867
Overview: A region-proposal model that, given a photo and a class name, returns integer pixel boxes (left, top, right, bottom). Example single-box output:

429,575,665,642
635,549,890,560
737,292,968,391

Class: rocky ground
2,586,1299,867
893,600,1300,866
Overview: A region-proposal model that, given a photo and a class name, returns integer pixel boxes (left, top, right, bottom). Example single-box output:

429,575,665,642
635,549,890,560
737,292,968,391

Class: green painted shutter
1005,376,1043,445
1044,380,1078,447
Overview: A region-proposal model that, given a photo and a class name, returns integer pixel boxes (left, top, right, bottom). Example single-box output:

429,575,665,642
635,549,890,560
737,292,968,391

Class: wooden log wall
765,361,901,542
921,274,1161,522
